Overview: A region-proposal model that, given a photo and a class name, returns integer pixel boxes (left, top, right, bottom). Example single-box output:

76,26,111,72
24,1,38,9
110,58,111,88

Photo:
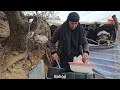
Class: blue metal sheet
89,43,120,79
29,60,45,79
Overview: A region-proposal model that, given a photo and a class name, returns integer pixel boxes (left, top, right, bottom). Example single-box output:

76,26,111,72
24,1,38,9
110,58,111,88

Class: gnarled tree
0,11,51,79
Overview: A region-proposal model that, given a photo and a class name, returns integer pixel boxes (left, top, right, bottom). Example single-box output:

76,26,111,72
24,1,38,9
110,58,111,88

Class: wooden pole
112,15,120,42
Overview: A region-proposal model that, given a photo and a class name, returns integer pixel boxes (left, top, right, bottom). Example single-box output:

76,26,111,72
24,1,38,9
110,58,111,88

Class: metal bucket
47,60,66,79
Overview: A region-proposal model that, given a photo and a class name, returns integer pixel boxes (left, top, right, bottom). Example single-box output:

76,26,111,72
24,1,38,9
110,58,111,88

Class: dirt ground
0,45,48,79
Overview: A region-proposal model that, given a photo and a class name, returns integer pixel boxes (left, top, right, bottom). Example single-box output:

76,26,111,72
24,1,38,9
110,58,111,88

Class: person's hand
52,53,59,61
82,52,89,63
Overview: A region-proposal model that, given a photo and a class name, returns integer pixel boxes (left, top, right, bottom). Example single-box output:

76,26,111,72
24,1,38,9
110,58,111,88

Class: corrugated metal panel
89,43,120,79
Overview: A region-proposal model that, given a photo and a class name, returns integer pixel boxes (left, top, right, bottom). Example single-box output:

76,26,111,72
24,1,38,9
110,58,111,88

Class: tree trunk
0,11,29,74
3,11,29,53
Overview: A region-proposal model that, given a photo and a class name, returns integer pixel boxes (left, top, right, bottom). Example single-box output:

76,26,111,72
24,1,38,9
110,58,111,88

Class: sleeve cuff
83,51,89,55
51,51,57,55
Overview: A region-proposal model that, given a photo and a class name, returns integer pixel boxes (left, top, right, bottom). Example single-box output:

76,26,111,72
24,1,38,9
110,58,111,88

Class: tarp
47,11,120,26
56,11,120,23
89,42,120,79
80,11,120,23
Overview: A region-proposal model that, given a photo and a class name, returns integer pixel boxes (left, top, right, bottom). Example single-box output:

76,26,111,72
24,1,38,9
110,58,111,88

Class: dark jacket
49,21,89,71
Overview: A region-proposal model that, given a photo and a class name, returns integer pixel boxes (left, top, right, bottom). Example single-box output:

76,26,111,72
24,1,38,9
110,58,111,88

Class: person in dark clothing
49,12,89,72
50,25,58,36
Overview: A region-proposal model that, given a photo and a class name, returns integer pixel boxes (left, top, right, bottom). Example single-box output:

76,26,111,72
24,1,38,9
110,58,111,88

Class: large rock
34,20,51,39
34,35,48,44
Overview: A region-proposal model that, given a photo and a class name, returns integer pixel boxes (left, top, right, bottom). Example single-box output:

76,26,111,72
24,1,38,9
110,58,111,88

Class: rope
25,19,31,61
45,44,52,64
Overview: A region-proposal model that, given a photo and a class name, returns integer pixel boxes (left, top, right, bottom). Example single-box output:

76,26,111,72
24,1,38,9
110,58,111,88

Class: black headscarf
67,12,80,22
